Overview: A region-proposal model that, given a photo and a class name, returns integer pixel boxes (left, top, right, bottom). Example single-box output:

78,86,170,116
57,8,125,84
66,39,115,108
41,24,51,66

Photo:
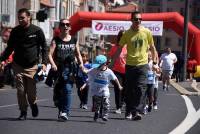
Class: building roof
106,2,138,13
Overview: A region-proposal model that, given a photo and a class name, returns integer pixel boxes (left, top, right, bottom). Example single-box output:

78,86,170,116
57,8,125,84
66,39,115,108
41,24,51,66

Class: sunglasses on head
60,22,70,27
133,18,142,21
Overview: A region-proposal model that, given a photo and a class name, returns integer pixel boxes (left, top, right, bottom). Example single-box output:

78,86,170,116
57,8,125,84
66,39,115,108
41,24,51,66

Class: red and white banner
92,20,163,36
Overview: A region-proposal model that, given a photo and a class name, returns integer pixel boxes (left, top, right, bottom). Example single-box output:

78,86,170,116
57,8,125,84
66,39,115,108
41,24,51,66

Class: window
197,8,200,16
88,5,94,11
167,8,173,12
180,8,184,15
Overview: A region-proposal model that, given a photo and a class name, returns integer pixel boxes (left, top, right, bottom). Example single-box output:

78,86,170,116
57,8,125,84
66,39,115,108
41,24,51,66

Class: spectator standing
0,27,12,53
0,8,48,120
187,56,197,81
117,11,158,120
0,27,13,88
160,47,177,91
48,18,83,121
108,30,126,114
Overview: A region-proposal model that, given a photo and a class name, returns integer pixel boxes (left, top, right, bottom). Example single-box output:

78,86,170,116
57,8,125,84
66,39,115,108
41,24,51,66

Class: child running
76,51,91,109
144,51,160,113
153,65,161,110
82,55,123,121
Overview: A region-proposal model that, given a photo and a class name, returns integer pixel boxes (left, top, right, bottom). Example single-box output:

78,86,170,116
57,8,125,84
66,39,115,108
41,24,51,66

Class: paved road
0,82,199,134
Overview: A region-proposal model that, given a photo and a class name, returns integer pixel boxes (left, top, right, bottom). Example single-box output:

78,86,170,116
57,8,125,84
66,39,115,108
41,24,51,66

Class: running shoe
102,116,109,121
132,112,142,121
59,112,68,121
115,109,122,114
125,113,132,120
153,105,158,110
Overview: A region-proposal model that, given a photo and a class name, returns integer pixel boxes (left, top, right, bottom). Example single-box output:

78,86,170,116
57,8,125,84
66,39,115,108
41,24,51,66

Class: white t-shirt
147,60,156,84
87,67,117,97
160,53,177,71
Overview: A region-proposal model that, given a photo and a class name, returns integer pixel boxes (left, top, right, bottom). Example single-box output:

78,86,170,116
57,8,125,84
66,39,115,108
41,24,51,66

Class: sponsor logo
95,23,103,31
145,26,160,32
95,22,125,32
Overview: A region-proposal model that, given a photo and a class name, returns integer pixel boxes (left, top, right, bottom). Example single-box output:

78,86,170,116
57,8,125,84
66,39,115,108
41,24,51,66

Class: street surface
0,82,199,134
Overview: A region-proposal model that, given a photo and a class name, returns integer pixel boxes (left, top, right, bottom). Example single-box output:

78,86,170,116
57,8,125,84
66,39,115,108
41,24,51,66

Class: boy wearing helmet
82,55,123,121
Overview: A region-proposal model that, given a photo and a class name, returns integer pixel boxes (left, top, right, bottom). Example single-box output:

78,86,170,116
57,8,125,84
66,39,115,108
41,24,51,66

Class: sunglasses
60,23,70,27
133,18,142,22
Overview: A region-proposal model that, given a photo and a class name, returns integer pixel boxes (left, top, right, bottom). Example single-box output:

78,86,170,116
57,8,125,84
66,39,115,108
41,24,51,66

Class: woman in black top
48,18,83,121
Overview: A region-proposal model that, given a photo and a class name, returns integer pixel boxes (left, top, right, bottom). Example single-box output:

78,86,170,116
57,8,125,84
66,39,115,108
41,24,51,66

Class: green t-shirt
119,26,154,66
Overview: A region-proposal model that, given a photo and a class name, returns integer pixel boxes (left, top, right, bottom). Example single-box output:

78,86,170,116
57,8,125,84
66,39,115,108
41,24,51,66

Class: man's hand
119,85,123,91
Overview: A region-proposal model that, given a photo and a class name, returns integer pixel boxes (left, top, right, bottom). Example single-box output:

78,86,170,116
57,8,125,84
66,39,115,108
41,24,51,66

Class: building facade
138,0,200,56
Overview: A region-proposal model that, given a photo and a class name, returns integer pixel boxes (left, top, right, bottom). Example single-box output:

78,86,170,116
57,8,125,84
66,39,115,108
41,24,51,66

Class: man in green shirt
118,11,158,120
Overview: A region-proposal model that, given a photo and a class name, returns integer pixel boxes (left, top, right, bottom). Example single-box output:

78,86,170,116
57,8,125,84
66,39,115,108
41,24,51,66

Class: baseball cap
92,55,107,68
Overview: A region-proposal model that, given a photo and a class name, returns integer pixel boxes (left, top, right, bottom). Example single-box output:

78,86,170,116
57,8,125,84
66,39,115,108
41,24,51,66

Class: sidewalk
0,85,14,91
170,79,200,96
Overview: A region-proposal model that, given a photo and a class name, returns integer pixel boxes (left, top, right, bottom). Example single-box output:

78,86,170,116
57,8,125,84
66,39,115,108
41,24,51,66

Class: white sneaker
143,105,148,115
115,109,121,114
59,112,68,121
153,105,158,110
82,105,88,109
125,113,132,120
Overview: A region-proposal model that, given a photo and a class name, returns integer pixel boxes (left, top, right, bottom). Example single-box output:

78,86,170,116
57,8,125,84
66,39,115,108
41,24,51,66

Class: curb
190,80,200,92
170,80,200,96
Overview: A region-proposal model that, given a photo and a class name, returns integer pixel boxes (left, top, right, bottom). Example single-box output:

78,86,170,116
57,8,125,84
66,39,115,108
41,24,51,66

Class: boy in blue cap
82,55,123,121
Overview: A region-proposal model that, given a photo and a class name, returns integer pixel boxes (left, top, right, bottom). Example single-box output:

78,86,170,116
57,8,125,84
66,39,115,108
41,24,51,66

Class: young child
76,51,91,109
82,55,123,121
144,51,160,113
153,66,161,110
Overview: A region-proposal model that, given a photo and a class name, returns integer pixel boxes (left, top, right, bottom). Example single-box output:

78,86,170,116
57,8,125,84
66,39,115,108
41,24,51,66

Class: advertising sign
92,20,163,36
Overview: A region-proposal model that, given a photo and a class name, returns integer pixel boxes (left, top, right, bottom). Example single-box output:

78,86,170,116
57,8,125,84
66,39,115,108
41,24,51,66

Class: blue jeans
125,64,148,115
57,67,74,114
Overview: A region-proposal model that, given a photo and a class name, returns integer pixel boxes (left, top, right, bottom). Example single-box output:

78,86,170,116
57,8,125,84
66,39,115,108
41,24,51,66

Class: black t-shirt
53,36,77,66
0,24,48,68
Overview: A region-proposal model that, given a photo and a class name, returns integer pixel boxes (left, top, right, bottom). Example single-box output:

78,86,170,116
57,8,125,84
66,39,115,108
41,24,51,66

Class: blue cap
92,55,107,68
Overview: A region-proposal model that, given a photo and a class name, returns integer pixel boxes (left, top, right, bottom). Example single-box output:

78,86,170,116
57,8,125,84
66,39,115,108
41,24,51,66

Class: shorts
162,70,173,78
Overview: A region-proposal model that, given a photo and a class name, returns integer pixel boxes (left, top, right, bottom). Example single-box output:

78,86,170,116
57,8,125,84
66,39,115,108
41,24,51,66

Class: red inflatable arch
70,11,200,64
